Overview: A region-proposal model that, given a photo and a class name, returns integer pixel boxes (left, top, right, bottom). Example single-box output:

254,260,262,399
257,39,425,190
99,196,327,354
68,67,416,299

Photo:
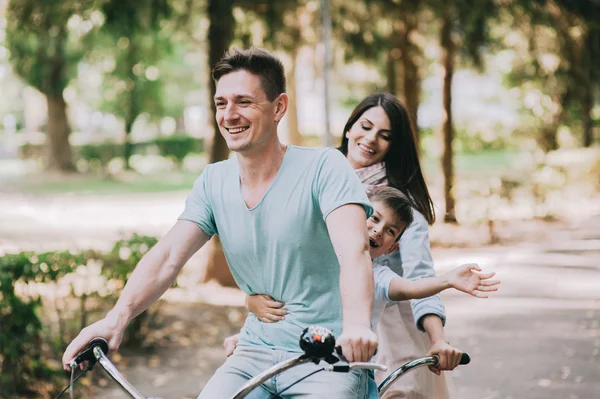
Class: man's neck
237,139,287,186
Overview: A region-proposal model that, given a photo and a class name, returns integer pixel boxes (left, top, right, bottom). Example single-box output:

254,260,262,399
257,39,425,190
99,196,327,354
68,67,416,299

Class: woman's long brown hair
339,93,435,225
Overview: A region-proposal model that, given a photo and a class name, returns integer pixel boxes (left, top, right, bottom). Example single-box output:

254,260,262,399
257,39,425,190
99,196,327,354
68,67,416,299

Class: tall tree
506,0,600,150
195,0,236,287
434,0,496,223
237,0,316,146
207,0,235,163
554,0,600,147
334,0,427,140
6,1,98,172
98,0,173,169
439,3,458,223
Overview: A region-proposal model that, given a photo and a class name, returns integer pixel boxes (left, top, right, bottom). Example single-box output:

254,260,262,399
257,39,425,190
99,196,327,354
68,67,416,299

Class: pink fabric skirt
375,301,454,399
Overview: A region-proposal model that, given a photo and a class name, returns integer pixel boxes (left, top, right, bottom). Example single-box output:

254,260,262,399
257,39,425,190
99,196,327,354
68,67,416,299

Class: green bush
19,143,44,160
19,136,204,171
77,142,125,169
0,235,158,397
152,135,203,166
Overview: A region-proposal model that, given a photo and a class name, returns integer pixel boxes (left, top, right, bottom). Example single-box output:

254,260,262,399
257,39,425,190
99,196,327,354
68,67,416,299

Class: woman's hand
444,263,500,298
223,333,240,357
426,340,464,375
247,294,288,322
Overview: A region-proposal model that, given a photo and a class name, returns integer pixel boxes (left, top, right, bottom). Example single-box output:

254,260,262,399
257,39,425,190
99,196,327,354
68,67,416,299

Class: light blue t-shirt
179,146,372,352
370,264,398,331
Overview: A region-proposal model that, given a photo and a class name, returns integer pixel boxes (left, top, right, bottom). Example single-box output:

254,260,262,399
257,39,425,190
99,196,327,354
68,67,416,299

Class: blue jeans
366,370,379,399
198,345,368,398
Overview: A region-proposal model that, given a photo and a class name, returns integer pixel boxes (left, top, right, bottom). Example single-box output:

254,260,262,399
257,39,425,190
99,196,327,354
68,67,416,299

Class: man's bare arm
110,220,210,326
325,203,377,362
62,220,210,369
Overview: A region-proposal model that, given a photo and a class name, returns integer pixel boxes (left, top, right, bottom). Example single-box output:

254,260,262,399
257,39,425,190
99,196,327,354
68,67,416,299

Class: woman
339,93,461,398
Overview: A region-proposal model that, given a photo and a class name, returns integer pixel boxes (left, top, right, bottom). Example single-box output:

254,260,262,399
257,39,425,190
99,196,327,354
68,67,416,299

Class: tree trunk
198,236,237,287
123,47,139,170
207,0,234,164
538,90,569,152
201,0,236,286
45,93,75,172
287,48,303,146
398,16,421,140
386,50,397,95
441,9,457,224
124,117,135,170
582,85,594,147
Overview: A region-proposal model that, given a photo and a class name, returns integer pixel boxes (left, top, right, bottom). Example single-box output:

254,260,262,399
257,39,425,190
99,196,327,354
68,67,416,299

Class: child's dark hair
368,187,414,240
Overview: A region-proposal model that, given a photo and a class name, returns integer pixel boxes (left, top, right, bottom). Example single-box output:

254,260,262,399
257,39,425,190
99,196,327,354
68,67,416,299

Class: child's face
367,200,407,259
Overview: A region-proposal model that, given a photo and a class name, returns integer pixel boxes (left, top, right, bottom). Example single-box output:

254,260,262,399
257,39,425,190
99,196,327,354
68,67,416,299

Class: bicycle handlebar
76,327,470,399
79,326,387,399
377,352,471,396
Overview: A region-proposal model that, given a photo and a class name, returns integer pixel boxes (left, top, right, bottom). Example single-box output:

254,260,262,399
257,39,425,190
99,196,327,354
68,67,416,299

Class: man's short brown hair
212,47,286,101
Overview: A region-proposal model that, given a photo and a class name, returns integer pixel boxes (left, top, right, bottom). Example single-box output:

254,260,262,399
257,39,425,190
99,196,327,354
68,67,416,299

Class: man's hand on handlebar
336,323,378,363
62,315,125,371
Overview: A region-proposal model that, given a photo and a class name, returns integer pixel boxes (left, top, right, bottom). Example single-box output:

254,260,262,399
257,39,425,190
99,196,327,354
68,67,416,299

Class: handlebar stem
93,346,147,399
377,355,439,396
231,355,313,399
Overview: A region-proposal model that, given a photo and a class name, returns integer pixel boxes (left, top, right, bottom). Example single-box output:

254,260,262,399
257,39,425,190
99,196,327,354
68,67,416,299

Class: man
62,48,378,398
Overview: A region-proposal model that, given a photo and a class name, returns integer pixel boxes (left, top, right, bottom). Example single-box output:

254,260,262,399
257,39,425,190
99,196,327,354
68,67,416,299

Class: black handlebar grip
431,353,471,368
87,337,109,355
72,337,109,368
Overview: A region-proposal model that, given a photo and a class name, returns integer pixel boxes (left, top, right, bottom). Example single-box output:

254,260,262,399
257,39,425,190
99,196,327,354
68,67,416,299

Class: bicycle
57,325,470,399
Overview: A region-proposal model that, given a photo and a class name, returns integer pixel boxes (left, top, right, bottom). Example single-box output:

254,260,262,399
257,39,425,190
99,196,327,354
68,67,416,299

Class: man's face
367,201,406,259
214,70,282,153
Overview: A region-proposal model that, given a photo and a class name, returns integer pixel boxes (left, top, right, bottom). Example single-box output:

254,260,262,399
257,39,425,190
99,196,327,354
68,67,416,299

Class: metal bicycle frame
93,347,147,399
377,355,438,396
91,346,386,399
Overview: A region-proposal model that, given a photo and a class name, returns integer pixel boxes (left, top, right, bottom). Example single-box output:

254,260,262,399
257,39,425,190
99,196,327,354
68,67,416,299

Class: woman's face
345,106,392,169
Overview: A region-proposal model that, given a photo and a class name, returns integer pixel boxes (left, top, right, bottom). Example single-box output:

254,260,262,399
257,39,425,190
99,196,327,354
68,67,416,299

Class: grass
3,149,522,196
421,149,522,179
7,170,200,195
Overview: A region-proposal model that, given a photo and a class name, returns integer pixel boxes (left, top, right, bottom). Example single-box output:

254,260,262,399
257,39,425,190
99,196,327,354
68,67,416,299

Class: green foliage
5,0,99,95
0,251,92,395
97,1,174,122
78,142,125,169
152,135,203,166
19,136,204,171
0,235,158,395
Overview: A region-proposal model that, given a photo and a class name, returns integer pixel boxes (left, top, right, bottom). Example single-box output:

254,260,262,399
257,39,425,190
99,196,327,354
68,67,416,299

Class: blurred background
0,0,598,398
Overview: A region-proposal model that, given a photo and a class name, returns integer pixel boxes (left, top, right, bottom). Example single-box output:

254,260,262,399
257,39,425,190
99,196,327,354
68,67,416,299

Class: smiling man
62,48,378,398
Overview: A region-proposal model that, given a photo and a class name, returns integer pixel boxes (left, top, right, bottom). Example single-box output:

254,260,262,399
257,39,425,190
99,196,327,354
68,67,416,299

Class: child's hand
223,333,240,357
247,294,288,322
445,263,500,298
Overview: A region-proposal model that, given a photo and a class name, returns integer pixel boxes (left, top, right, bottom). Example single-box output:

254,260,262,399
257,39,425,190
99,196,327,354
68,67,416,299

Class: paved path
1,192,598,398
87,216,600,399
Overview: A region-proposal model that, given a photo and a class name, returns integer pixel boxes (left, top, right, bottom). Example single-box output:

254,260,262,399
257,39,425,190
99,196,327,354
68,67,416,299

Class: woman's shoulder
408,208,429,230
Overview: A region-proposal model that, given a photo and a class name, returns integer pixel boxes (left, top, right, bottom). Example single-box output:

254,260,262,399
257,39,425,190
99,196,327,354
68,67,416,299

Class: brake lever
69,338,109,369
326,346,350,372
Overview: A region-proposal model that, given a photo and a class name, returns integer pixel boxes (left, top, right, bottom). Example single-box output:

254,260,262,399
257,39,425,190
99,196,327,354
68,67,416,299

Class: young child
222,187,499,395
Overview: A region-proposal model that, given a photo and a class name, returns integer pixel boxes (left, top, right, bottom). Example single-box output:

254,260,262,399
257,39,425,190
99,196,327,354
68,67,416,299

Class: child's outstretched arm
247,294,288,322
443,263,500,297
388,263,500,301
